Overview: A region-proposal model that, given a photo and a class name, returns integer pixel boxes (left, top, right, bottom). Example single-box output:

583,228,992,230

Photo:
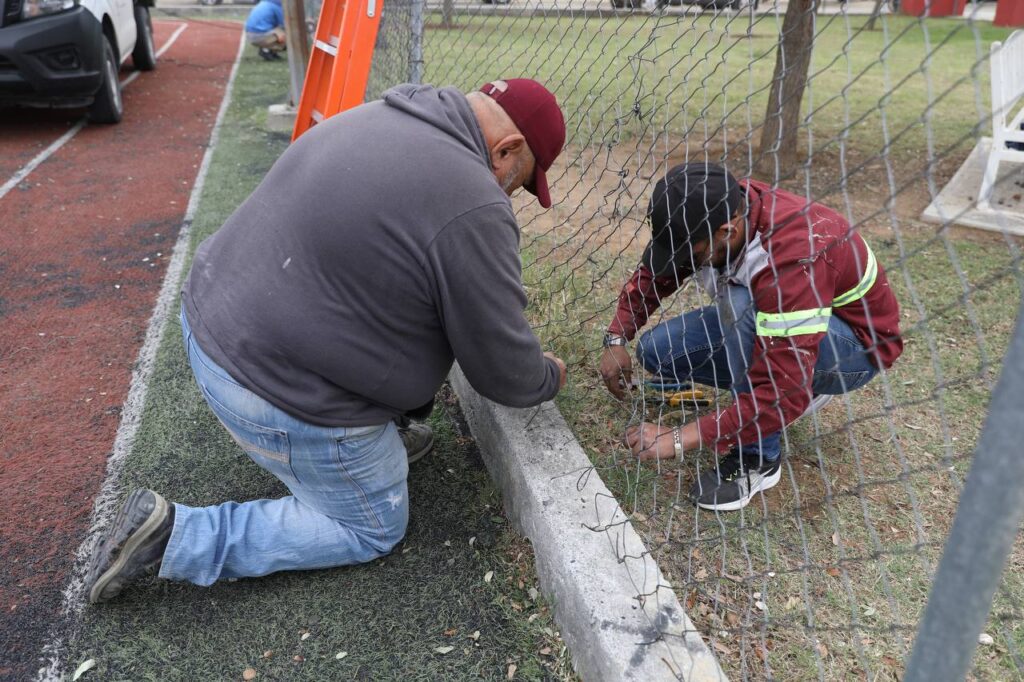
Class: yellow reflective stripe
756,308,832,337
833,241,878,307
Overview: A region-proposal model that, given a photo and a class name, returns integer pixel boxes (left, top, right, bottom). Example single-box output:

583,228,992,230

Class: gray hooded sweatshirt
182,84,561,427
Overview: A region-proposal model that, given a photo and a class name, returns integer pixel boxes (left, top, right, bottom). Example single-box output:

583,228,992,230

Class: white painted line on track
35,29,247,682
0,21,188,202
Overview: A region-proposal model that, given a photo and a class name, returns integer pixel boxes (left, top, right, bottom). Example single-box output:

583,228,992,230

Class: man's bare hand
544,352,568,389
600,345,633,400
624,422,678,461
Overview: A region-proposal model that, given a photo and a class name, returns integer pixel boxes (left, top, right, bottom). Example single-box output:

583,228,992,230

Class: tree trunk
757,0,818,179
866,0,887,30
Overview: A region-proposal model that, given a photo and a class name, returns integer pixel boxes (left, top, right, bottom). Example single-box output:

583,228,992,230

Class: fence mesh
372,2,1024,678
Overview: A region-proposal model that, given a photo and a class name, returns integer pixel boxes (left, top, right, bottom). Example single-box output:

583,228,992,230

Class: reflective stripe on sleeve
755,308,833,337
832,242,878,307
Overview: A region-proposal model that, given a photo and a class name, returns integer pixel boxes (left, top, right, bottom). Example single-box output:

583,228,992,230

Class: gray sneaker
85,489,174,604
399,422,434,464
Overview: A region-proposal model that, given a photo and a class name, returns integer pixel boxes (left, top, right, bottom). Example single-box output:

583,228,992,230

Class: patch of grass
424,13,1015,167
66,45,576,681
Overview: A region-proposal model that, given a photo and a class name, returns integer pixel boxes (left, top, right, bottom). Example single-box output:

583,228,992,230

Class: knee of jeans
636,327,669,374
361,511,408,557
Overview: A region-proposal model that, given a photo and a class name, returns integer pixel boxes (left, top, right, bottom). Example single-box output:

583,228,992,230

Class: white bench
979,30,1024,212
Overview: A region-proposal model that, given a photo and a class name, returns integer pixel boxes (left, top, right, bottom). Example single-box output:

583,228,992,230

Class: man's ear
713,221,735,241
718,212,744,239
491,133,527,162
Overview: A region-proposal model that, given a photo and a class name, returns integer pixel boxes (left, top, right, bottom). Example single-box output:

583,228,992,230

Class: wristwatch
603,333,627,348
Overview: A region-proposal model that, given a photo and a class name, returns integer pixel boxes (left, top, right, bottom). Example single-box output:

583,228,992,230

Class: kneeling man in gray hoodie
85,78,568,600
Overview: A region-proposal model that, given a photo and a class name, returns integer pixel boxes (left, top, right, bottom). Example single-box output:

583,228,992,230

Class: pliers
642,380,712,408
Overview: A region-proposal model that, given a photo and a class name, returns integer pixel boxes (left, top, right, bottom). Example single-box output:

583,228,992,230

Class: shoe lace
720,451,770,482
718,452,746,482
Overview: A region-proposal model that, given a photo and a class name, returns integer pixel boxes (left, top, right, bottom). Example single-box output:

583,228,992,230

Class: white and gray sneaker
689,450,781,512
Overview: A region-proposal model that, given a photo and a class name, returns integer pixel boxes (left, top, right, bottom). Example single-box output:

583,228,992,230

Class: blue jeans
161,308,409,586
636,285,878,462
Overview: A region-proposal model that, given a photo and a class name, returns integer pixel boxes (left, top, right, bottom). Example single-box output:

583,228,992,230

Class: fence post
283,0,310,107
409,0,424,84
905,301,1024,681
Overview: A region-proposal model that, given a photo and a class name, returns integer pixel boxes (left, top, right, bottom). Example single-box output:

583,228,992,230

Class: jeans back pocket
199,383,293,472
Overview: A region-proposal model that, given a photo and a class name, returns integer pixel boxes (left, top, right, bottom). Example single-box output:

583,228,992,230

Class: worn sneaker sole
86,489,169,604
695,466,782,512
406,432,435,465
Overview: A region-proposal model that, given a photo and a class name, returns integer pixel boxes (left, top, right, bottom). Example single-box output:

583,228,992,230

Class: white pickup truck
0,0,156,123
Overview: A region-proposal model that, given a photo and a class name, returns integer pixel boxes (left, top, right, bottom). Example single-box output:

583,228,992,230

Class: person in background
245,0,286,61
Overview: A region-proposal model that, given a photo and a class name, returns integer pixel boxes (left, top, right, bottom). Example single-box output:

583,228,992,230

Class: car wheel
88,38,123,124
610,0,625,7
198,0,222,5
132,5,157,71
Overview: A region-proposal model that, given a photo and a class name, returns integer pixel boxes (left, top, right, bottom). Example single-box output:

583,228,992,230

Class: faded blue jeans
636,284,879,462
160,307,409,586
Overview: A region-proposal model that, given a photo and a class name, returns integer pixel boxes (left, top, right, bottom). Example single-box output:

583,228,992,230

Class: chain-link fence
370,2,1023,678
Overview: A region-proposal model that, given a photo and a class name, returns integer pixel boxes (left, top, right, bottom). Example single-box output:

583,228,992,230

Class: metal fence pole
283,0,310,107
409,0,424,85
905,300,1024,682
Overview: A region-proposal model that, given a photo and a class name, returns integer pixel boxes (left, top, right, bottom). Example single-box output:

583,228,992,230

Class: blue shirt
245,0,284,34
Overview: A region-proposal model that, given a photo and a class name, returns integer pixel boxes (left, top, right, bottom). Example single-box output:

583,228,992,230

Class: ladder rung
315,39,337,56
311,109,325,123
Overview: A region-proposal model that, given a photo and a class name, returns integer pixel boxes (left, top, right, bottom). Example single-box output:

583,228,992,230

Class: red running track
0,20,241,678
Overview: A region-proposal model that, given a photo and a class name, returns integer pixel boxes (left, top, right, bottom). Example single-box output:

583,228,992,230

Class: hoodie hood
383,84,491,171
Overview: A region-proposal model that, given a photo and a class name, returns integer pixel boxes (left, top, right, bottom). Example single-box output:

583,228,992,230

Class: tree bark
757,0,818,179
866,0,887,30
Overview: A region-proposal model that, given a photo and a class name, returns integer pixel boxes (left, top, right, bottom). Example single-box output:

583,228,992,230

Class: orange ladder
292,0,383,141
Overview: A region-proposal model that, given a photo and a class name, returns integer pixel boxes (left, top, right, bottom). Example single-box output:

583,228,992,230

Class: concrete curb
450,366,726,682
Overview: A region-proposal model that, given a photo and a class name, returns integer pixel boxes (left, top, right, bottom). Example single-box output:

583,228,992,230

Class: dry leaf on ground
72,659,96,681
434,646,455,655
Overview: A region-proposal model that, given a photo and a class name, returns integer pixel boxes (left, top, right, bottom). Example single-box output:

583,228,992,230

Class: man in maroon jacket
600,163,902,511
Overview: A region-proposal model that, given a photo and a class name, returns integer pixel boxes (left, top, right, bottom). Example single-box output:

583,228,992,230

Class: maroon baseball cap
479,78,565,209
